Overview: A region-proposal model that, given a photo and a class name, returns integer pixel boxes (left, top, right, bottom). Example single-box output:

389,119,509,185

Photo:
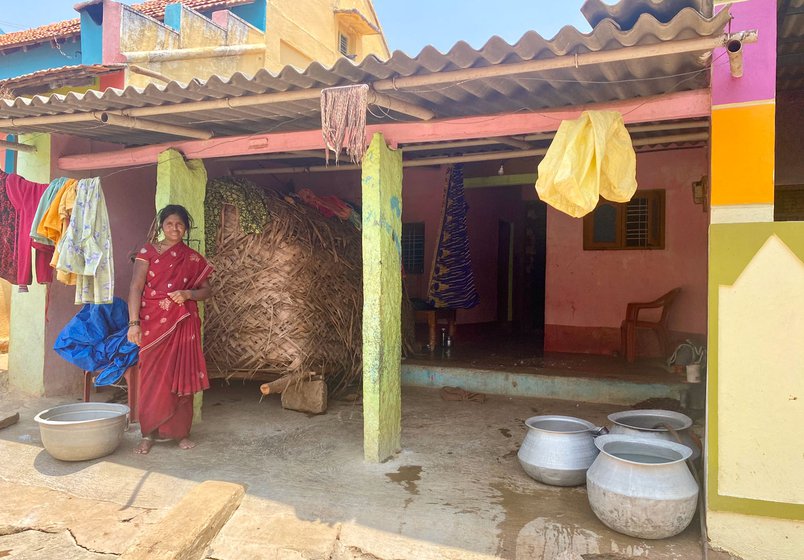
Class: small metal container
607,409,699,460
35,402,129,462
517,415,603,486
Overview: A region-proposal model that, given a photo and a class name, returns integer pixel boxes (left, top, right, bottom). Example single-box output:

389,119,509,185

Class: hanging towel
28,177,69,284
535,110,637,218
0,171,17,284
53,297,139,386
5,173,50,288
427,164,480,309
55,177,114,304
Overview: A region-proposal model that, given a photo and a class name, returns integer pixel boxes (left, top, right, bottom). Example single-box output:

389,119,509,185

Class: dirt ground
0,363,737,560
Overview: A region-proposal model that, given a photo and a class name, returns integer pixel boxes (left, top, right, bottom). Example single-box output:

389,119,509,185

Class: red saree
135,242,212,440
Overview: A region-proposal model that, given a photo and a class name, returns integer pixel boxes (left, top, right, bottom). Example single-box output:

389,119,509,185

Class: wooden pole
98,113,214,140
128,65,173,84
0,139,36,153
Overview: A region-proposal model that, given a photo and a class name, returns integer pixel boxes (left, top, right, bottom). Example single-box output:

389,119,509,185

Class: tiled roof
0,0,253,50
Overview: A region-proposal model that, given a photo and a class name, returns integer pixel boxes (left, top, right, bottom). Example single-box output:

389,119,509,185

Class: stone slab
121,480,245,560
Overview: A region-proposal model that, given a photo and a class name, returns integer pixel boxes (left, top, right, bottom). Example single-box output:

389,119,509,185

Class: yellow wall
708,512,804,560
122,0,388,88
0,279,10,344
265,0,389,70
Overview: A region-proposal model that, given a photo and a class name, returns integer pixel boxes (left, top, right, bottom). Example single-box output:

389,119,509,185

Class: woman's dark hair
147,204,194,244
131,205,195,262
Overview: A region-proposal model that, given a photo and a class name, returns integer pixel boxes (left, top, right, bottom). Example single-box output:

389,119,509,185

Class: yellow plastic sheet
535,110,637,218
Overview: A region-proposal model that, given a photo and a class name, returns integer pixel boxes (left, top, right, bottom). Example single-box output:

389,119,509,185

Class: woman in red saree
127,205,213,454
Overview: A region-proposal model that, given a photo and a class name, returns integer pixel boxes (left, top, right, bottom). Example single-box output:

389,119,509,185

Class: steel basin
607,409,699,460
517,415,602,486
34,403,129,461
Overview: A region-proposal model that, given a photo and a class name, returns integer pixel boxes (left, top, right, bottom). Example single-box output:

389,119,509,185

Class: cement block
120,480,245,560
281,379,328,414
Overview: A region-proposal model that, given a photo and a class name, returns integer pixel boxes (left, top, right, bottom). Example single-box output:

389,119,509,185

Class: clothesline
0,172,114,305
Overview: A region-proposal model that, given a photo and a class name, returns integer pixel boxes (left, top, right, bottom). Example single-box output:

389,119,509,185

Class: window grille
401,223,425,274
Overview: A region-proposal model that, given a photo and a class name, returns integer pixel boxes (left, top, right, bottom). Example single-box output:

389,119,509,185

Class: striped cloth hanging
427,164,480,309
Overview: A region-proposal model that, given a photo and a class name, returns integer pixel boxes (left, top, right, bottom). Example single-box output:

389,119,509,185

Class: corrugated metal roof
0,65,124,95
0,0,254,50
0,1,729,147
778,0,804,92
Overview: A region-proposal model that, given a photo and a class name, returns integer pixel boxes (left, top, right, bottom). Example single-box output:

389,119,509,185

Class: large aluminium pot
517,415,604,487
586,435,698,539
608,409,699,460
35,402,129,461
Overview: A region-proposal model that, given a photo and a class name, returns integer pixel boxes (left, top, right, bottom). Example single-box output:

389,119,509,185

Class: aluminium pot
34,402,129,461
607,409,699,460
517,415,605,486
586,435,698,539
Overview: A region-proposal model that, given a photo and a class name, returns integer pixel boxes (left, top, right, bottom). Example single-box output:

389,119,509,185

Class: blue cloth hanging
54,297,139,386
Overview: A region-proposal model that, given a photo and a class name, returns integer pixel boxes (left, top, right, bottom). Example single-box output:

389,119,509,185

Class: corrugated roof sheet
0,0,253,50
0,1,728,147
0,65,124,94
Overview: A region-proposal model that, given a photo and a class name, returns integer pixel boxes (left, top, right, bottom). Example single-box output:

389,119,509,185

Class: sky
0,1,591,55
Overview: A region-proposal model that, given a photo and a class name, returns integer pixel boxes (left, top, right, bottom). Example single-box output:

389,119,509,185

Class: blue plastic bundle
54,297,139,386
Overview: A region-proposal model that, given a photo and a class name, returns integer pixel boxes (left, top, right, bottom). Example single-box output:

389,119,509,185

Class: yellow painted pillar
361,133,403,462
155,148,208,421
8,133,51,395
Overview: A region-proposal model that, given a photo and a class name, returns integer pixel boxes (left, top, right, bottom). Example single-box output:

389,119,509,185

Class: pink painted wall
544,147,709,354
712,0,776,106
43,134,157,396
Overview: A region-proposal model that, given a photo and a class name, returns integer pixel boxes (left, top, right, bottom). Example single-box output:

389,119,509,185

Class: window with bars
583,190,665,250
338,32,350,56
401,222,425,274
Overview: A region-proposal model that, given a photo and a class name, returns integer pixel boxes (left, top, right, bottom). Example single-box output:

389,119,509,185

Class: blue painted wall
163,3,183,32
79,9,103,65
0,43,81,80
231,2,267,32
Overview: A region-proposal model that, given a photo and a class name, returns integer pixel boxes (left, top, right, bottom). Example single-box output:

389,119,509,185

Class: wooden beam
98,112,214,140
464,174,537,188
58,90,710,171
128,64,173,84
494,136,532,150
232,131,709,175
368,91,435,120
0,139,36,153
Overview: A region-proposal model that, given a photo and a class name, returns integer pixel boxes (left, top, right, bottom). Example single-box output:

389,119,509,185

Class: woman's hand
127,325,142,346
168,290,191,304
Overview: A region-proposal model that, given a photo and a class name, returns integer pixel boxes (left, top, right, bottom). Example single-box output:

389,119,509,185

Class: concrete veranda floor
0,362,736,560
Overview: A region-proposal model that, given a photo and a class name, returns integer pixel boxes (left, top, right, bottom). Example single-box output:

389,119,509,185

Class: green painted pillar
155,148,208,420
361,133,403,463
8,133,51,395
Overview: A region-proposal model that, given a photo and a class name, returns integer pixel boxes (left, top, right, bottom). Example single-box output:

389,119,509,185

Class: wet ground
0,362,732,559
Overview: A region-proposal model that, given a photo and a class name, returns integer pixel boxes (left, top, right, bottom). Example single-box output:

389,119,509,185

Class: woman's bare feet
134,438,154,454
178,438,196,450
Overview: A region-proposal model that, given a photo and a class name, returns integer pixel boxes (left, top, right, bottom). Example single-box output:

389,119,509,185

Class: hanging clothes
427,164,480,309
55,177,114,304
5,173,50,289
38,178,78,286
28,177,68,285
0,171,17,284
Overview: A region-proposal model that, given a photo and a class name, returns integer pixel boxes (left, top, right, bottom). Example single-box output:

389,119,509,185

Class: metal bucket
34,402,129,461
607,409,699,460
586,435,698,539
517,415,604,486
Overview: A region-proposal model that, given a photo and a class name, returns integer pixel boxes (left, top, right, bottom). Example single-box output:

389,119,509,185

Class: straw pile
204,181,362,395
